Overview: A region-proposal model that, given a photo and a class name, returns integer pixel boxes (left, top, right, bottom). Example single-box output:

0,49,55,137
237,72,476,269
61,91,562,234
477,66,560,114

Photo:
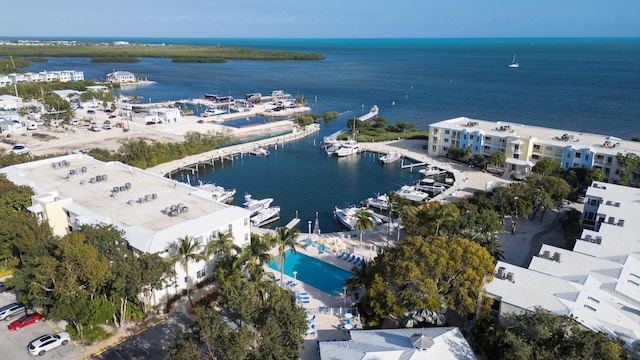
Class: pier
148,123,320,177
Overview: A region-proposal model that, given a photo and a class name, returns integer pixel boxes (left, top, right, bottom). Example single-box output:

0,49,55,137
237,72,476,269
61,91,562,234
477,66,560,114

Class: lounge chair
344,254,353,262
298,292,309,296
299,299,310,304
350,256,359,263
337,251,346,259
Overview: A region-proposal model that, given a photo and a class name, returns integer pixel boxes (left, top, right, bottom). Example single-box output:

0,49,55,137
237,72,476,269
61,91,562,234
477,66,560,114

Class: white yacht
509,53,519,68
366,194,390,211
380,151,402,164
198,183,236,204
244,194,280,227
419,165,445,176
414,178,445,195
334,205,381,231
335,140,359,157
251,206,281,227
243,194,273,216
251,147,270,156
202,107,227,117
396,185,429,202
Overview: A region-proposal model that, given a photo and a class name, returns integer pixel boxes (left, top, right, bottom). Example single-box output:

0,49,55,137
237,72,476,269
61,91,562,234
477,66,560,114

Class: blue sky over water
2,0,639,38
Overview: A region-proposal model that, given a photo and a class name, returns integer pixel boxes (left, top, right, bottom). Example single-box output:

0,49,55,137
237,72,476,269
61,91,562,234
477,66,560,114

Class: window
197,268,206,279
244,218,248,226
485,136,492,141
443,147,448,152
431,145,436,151
245,233,249,241
596,154,604,160
444,130,450,135
228,224,233,232
470,135,474,140
532,155,539,160
513,154,520,159
533,144,541,151
575,152,581,158
444,138,449,143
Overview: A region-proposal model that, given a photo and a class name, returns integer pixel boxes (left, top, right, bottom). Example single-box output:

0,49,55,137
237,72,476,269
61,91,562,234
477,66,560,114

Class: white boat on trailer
419,165,445,176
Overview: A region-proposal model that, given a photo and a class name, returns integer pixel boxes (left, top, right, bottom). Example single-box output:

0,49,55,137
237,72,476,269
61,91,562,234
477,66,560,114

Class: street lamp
293,271,297,285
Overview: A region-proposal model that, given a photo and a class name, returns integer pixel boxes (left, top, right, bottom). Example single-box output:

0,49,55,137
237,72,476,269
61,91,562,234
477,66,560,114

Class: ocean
23,37,640,232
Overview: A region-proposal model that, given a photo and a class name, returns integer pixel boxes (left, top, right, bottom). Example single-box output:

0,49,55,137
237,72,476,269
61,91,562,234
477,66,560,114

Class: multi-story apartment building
428,117,640,183
6,70,84,84
0,154,252,307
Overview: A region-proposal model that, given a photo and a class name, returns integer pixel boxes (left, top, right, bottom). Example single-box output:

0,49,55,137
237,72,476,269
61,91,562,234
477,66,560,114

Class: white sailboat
509,53,519,68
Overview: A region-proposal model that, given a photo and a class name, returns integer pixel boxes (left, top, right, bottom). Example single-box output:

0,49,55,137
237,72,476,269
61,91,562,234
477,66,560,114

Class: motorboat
251,147,270,156
335,139,359,157
198,183,236,204
380,150,402,164
396,185,429,202
419,165,445,176
414,178,445,195
202,107,227,117
334,205,381,231
244,194,280,227
251,206,281,227
365,194,390,211
243,194,274,216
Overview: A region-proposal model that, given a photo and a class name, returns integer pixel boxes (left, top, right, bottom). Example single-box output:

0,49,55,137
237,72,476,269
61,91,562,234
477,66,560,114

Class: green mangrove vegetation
0,43,325,63
337,116,429,141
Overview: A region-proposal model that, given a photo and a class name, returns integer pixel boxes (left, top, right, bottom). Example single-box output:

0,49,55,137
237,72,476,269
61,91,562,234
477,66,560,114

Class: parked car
0,302,26,321
0,282,5,292
87,109,95,114
89,125,101,132
7,144,30,155
28,332,71,356
8,312,44,331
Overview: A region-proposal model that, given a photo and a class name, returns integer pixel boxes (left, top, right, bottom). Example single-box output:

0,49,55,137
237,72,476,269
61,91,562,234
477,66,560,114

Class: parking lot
0,290,85,359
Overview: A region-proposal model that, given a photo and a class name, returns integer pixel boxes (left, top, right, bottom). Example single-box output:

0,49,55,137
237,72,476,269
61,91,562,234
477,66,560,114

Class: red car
8,312,44,331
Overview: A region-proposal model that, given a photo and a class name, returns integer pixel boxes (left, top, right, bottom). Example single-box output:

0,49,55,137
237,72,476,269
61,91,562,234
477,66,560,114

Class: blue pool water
268,250,352,295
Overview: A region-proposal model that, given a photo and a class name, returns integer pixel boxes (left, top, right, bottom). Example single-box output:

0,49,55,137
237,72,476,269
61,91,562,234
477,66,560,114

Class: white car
7,144,30,155
28,332,71,356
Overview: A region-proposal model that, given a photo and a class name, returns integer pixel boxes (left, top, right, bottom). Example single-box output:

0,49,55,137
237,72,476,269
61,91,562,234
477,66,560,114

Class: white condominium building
428,117,640,184
1,154,252,306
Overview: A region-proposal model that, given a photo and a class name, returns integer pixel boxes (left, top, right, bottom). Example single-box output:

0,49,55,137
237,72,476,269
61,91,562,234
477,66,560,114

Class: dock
147,123,320,177
285,218,301,230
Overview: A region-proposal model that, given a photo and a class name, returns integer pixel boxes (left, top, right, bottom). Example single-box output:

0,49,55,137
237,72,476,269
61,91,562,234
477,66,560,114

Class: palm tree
207,230,240,261
274,226,300,285
238,233,273,276
432,203,458,236
354,209,375,247
168,236,206,306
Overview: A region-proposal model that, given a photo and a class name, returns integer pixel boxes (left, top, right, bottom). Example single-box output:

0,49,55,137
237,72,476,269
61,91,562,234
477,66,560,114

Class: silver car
28,332,71,356
0,302,26,321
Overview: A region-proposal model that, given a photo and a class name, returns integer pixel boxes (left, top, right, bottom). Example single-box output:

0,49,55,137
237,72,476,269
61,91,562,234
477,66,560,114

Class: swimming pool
268,250,352,295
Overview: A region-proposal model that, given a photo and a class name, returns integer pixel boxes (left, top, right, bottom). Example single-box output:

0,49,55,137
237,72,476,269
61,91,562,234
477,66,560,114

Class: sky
2,0,639,39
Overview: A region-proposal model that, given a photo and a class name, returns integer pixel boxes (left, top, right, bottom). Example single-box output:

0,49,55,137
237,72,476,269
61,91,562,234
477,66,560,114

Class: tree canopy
474,308,627,360
355,235,495,327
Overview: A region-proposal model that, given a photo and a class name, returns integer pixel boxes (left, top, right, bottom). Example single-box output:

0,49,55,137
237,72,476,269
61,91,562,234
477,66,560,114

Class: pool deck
263,228,398,359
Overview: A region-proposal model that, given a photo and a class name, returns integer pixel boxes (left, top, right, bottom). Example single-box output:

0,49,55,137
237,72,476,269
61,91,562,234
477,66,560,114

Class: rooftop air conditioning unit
125,183,132,190
506,272,514,282
585,235,592,242
552,252,561,262
542,251,550,259
595,236,602,244
497,267,506,279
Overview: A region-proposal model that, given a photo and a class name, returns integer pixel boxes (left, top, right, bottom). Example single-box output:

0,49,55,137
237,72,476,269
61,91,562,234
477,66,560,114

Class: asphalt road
93,310,191,360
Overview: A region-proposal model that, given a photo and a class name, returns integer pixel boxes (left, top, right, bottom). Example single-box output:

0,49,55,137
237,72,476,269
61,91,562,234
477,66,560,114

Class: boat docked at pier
244,194,281,227
380,150,402,164
365,193,390,211
419,165,445,176
414,178,446,195
202,107,227,117
334,205,382,231
197,183,236,204
335,139,359,157
251,146,270,156
396,185,429,202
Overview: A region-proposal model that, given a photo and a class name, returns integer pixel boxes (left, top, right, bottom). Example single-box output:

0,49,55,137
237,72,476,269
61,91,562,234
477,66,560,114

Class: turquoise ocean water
22,37,640,231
